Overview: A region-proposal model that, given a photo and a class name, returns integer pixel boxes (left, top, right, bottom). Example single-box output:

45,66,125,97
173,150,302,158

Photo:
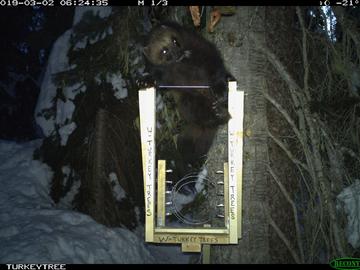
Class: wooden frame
138,82,244,252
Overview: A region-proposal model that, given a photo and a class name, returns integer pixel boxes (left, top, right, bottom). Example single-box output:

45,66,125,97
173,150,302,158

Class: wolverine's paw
212,99,231,123
176,50,192,62
136,76,156,89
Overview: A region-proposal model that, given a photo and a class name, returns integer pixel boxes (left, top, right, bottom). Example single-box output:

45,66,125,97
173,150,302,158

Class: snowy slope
0,140,194,264
0,140,155,263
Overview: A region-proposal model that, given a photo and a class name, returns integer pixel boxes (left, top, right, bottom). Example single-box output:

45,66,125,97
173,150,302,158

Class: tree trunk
208,7,271,263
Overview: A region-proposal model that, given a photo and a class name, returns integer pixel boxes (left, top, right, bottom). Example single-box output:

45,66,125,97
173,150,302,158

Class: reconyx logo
330,258,360,270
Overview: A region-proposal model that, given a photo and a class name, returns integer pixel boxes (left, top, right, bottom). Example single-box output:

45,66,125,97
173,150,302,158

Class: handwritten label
158,235,219,244
145,127,153,217
228,131,237,221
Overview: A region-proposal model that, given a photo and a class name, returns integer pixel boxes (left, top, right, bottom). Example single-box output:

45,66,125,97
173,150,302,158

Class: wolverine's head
143,24,188,66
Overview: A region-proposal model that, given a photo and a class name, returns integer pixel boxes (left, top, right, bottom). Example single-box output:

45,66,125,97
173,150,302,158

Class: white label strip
228,81,244,243
139,87,156,242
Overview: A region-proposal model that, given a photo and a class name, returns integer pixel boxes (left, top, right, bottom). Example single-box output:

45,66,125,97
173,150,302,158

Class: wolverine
142,21,234,179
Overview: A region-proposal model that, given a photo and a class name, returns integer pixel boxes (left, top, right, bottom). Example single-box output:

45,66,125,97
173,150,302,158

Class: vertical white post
139,87,156,242
228,81,244,243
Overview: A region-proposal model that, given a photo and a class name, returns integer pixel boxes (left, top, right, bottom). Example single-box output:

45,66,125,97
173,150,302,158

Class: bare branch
267,166,305,263
262,91,305,150
296,7,311,101
249,33,301,93
268,130,309,173
264,205,302,264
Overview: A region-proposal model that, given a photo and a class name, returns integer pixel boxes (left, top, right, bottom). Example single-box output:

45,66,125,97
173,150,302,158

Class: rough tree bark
207,7,271,263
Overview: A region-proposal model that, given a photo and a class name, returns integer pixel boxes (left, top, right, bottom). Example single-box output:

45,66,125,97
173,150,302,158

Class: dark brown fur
143,21,234,177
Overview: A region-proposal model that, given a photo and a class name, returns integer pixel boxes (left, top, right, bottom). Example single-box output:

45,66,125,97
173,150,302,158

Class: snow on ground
0,140,155,263
0,140,193,264
337,179,360,249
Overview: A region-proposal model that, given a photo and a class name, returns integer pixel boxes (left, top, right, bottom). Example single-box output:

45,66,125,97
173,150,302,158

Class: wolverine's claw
184,50,192,58
136,76,155,89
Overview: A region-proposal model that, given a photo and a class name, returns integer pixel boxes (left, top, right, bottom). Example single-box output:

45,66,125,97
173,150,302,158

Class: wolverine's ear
160,24,169,29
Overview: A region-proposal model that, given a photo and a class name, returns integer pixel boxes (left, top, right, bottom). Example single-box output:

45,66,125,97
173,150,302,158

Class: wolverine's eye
172,38,178,45
162,48,168,54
